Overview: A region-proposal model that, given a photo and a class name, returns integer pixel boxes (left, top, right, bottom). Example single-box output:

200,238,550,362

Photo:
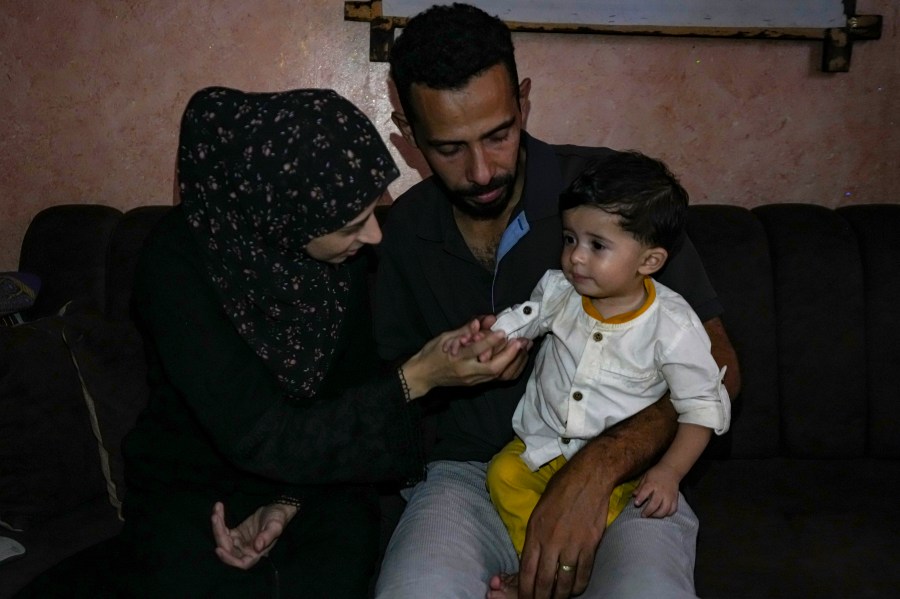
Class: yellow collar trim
582,278,656,324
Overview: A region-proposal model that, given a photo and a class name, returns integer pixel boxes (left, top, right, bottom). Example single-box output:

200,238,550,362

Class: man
373,4,740,599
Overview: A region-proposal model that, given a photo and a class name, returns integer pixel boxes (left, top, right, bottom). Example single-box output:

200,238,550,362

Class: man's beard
445,172,516,220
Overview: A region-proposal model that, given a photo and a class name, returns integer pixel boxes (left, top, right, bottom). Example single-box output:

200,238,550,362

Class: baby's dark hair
389,3,519,125
559,151,689,253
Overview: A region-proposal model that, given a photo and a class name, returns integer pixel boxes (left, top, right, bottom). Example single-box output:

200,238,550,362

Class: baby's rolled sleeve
672,366,731,435
663,323,732,435
491,269,567,341
492,301,543,339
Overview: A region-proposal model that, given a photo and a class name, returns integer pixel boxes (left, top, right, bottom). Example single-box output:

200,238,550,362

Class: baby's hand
633,463,681,518
471,332,498,363
441,317,498,361
442,330,494,355
441,333,470,356
441,333,471,356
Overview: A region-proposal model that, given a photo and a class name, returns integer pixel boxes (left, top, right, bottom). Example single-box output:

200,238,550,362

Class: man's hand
517,451,611,599
518,396,679,599
211,501,298,570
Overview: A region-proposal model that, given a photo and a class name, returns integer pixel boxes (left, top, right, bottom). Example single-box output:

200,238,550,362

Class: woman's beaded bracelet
397,367,412,402
275,495,303,509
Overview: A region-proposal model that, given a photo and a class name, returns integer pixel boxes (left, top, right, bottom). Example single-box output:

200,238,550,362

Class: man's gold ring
559,564,575,572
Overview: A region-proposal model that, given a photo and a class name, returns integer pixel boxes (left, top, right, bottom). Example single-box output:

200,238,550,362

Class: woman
116,87,526,598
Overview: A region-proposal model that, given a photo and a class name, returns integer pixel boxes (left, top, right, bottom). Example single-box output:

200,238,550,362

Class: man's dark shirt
374,134,722,462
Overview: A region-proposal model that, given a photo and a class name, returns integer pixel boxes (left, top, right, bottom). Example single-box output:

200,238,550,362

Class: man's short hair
389,3,519,125
559,151,689,253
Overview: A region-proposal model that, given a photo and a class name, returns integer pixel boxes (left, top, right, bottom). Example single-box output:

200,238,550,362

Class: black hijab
177,87,399,398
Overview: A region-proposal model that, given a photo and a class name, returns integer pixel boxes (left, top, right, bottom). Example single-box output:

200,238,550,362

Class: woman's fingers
211,502,233,551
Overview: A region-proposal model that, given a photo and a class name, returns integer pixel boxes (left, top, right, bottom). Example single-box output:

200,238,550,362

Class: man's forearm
704,316,741,400
568,315,736,491
569,396,678,492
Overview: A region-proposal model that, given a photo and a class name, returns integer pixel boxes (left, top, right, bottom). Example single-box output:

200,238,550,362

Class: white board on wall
382,0,847,29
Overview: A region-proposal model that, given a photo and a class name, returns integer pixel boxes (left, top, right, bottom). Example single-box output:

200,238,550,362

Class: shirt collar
582,278,657,324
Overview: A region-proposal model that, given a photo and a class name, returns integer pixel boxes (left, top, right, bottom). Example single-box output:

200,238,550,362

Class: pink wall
1,0,897,270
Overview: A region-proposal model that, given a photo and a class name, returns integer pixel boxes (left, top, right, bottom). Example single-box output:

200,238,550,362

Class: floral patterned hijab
177,87,399,398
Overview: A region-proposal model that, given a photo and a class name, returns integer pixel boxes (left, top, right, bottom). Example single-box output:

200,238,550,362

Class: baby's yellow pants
486,436,639,555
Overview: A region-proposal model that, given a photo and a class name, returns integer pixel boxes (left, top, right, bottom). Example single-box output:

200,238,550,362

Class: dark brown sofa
2,202,899,598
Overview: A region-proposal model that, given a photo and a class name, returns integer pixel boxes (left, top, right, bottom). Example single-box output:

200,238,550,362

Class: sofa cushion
693,457,900,598
0,495,123,599
753,204,867,458
63,316,150,517
0,316,107,531
837,204,900,459
687,206,779,459
0,308,150,532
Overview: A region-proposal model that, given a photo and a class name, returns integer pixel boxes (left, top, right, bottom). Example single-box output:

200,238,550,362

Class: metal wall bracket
822,14,883,72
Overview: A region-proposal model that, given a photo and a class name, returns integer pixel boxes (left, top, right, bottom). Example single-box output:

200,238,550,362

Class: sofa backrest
689,203,900,461
18,205,171,322
837,205,900,459
104,207,170,321
687,205,780,459
19,205,123,319
17,202,900,461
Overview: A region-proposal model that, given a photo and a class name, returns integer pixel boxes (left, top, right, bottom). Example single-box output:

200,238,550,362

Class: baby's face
560,206,650,302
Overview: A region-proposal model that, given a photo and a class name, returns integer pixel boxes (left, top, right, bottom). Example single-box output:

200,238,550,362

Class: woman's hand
211,501,298,570
401,318,532,400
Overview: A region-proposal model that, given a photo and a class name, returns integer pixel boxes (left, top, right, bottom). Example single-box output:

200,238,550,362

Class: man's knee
376,462,518,598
